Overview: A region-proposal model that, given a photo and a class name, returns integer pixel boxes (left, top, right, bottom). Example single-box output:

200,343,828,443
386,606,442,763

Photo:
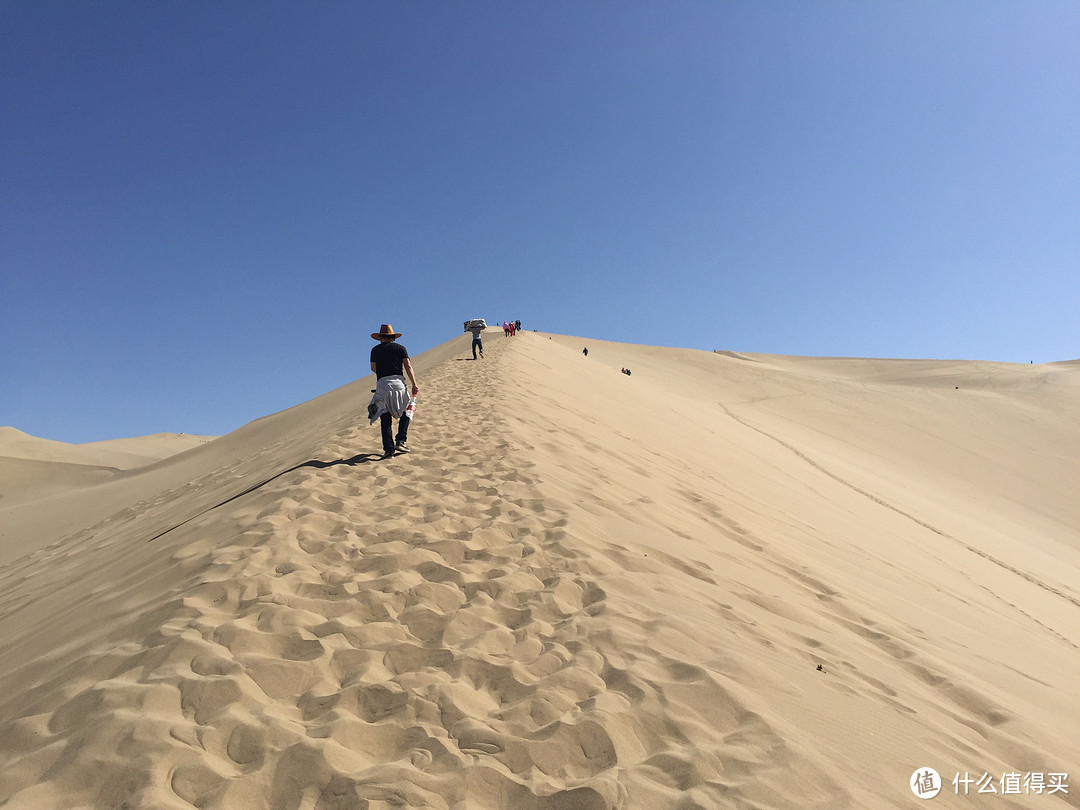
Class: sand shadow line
146,453,382,545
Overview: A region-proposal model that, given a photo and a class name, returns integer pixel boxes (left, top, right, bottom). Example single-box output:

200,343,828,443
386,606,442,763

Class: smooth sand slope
0,430,215,564
0,331,1077,809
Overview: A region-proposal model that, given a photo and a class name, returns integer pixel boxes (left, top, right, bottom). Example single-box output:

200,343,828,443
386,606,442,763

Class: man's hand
402,358,418,398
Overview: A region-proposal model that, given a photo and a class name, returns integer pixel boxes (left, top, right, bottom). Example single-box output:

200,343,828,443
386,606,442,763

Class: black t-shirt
370,340,409,378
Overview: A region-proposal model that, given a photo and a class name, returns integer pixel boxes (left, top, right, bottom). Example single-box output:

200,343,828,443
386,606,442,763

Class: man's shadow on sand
298,454,384,470
147,453,386,543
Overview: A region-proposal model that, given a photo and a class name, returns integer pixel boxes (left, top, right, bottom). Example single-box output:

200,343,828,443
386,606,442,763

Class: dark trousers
380,412,410,452
472,338,483,358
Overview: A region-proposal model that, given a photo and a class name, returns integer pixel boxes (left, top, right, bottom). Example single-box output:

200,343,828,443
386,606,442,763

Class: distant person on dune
368,324,419,457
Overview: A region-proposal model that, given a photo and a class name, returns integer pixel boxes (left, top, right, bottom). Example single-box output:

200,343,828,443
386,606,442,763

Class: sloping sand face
0,431,216,562
0,331,1077,809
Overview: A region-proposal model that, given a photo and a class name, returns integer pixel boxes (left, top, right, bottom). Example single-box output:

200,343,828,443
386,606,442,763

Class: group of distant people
464,318,523,360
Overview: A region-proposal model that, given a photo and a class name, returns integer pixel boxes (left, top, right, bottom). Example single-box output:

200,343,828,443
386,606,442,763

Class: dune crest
1,332,1077,809
0,427,214,470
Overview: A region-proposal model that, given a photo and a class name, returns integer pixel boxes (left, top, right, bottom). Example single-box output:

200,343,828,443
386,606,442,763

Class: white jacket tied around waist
368,375,410,424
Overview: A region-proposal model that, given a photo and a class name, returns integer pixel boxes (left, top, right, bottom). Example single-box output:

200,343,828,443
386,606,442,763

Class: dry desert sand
1,330,1078,809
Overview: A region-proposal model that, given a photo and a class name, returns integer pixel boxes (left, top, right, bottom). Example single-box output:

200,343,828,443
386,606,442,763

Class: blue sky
3,1,1078,443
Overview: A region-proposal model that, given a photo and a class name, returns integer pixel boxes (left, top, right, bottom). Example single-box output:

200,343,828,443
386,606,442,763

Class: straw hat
371,324,402,340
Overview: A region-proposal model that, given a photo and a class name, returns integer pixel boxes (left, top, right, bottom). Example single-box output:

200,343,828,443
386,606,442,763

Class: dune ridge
0,428,214,471
1,331,1078,809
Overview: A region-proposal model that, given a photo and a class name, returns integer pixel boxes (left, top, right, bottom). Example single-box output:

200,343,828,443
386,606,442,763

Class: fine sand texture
0,330,1077,809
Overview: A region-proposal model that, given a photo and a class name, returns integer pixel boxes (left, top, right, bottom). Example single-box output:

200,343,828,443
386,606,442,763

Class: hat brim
371,332,402,339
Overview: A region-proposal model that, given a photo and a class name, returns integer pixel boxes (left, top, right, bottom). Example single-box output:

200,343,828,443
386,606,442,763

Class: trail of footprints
0,348,613,809
1,341,842,810
169,353,623,808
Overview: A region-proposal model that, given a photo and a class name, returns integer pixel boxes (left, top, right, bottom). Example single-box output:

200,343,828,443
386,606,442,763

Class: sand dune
0,330,1077,809
0,428,215,470
0,430,215,564
0,429,212,505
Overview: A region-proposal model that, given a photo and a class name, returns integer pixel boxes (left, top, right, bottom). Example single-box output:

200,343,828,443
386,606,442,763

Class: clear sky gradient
3,2,1078,443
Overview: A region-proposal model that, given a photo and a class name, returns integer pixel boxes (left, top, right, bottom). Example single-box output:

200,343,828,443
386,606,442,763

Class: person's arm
370,361,378,374
403,357,419,397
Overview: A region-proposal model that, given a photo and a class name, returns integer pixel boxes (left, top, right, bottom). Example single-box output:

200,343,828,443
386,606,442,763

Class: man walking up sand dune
368,324,419,457
467,322,485,359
